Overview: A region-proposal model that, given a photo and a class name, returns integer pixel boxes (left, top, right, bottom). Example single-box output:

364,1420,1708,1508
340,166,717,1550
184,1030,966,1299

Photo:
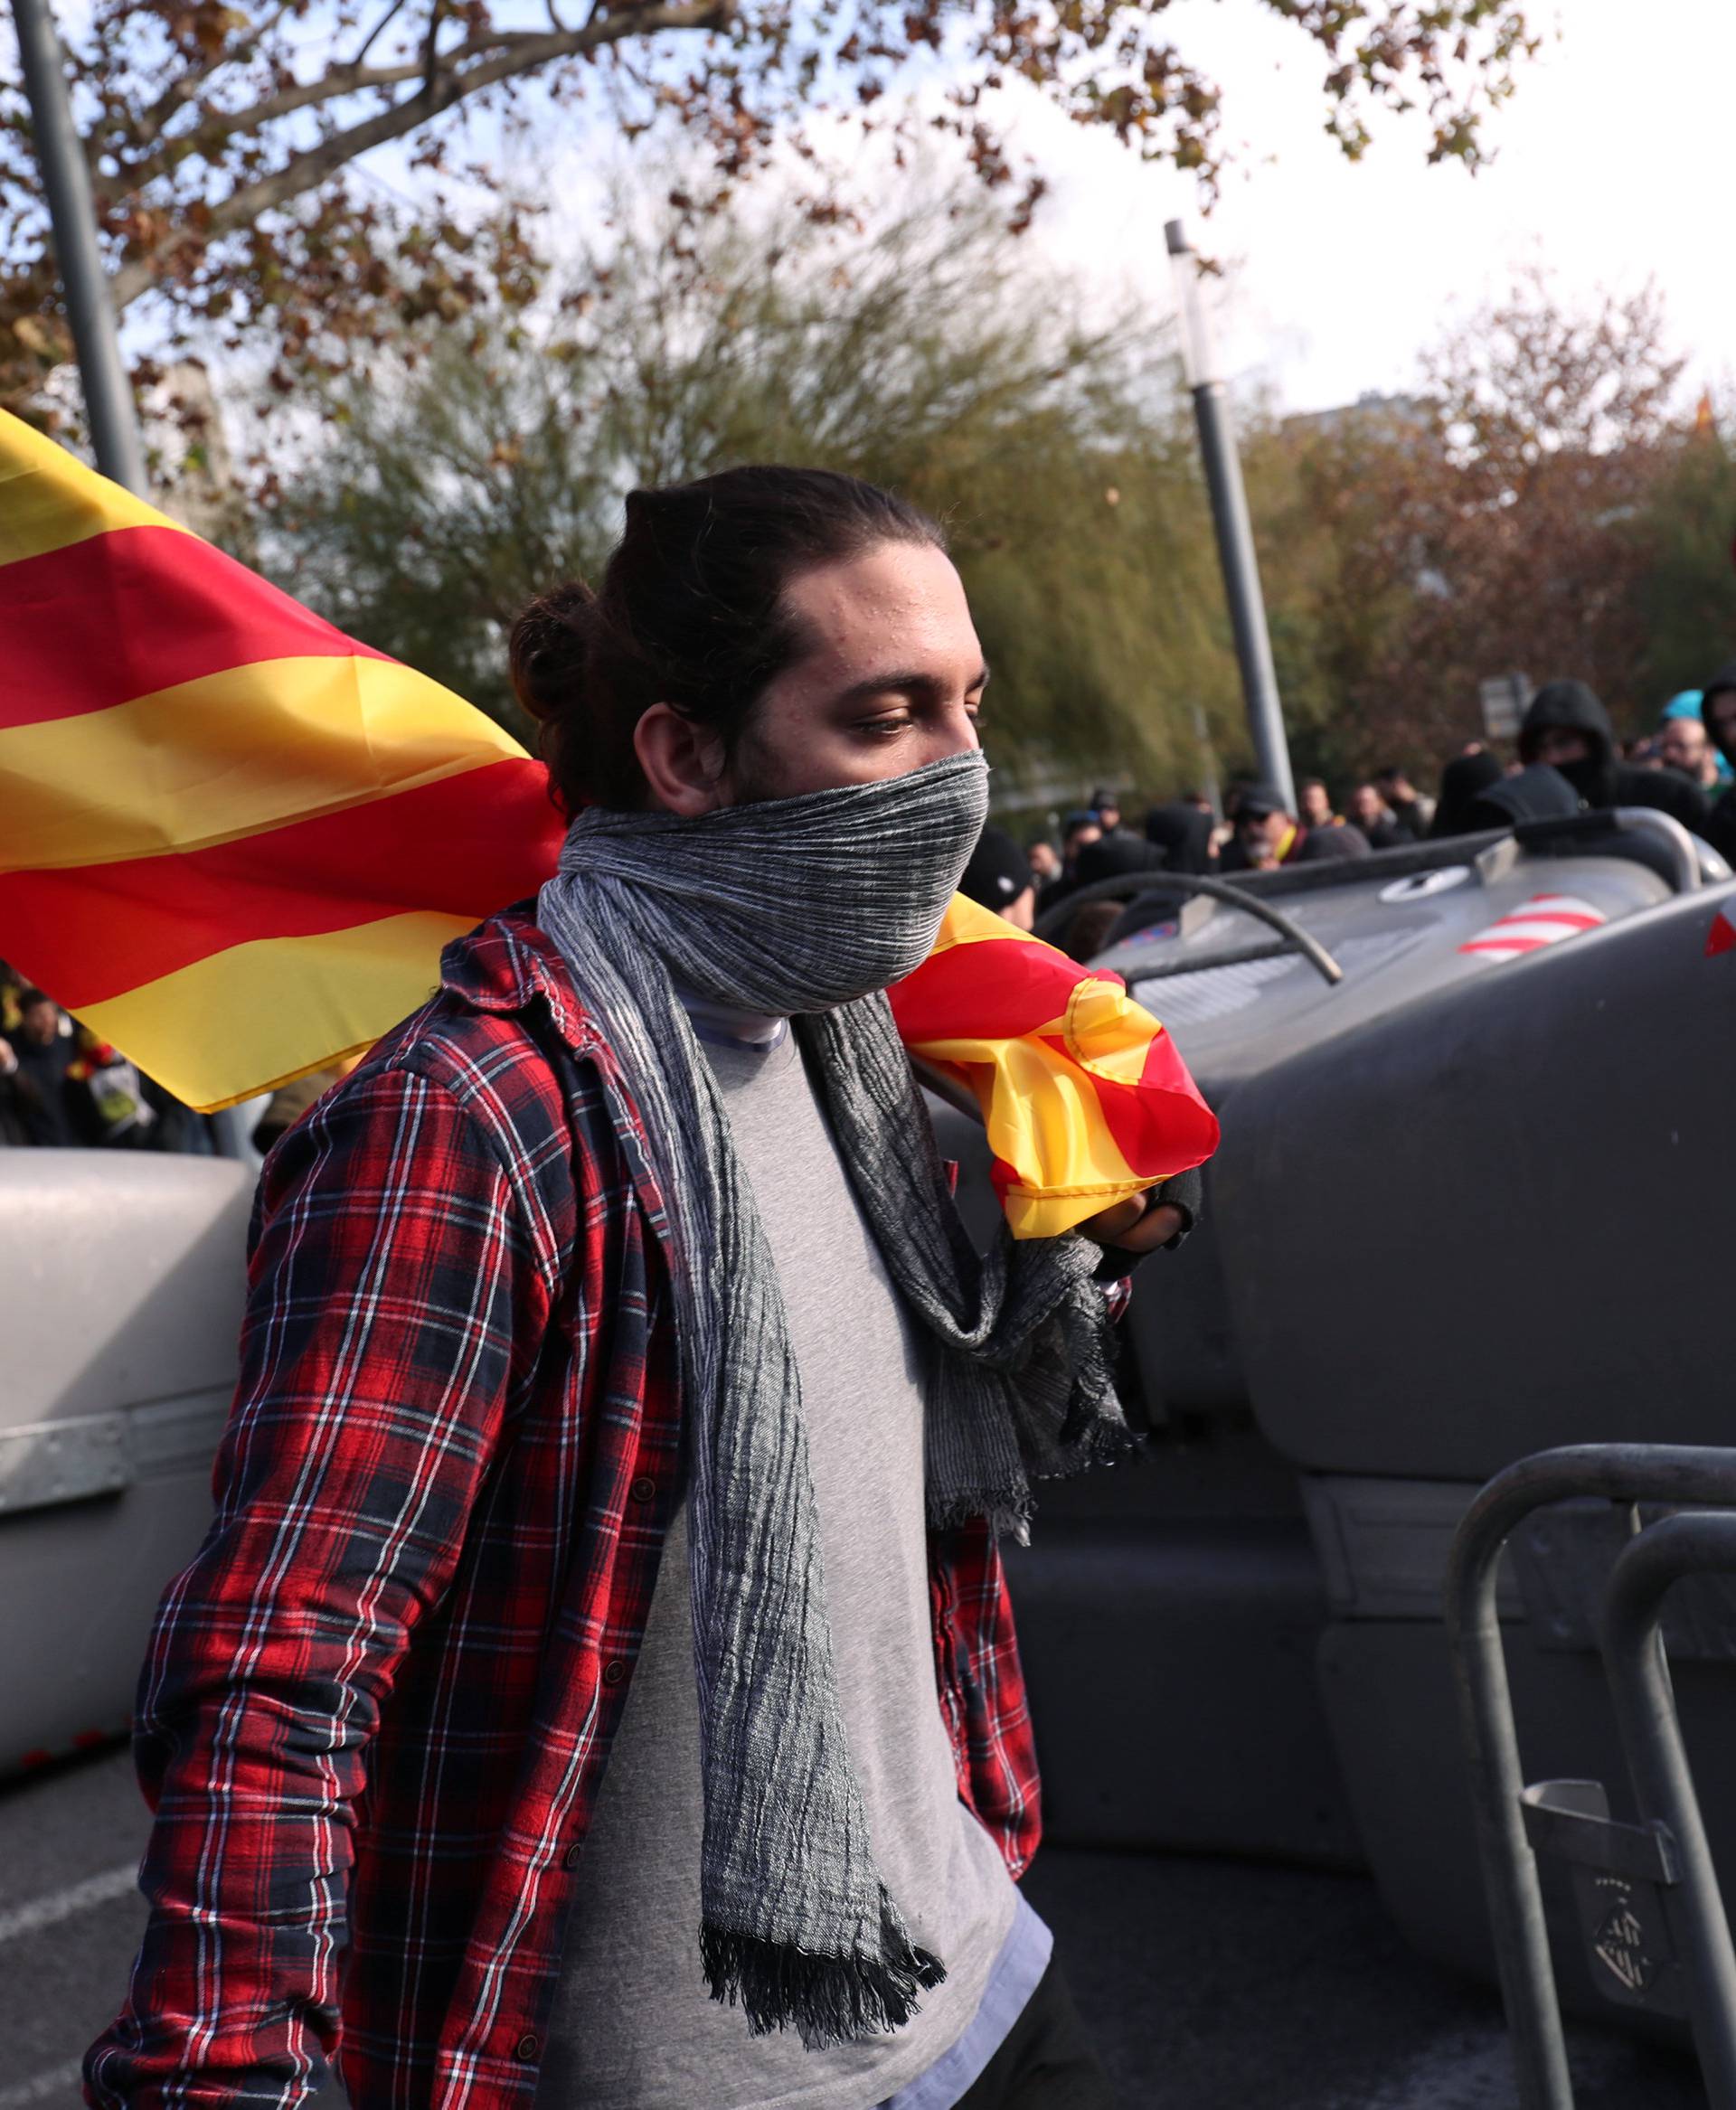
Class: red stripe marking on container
1458,894,1607,959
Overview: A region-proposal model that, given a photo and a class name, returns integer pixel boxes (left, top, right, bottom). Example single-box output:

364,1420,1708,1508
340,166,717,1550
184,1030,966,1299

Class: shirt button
602,1659,627,1687
514,2033,539,2061
564,1841,582,1869
629,1474,656,1503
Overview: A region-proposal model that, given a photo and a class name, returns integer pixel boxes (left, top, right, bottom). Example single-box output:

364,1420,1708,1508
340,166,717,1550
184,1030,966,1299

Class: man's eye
860,715,912,738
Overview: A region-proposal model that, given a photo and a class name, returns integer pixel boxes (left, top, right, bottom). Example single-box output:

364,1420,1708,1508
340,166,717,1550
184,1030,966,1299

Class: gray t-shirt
535,1028,1017,2109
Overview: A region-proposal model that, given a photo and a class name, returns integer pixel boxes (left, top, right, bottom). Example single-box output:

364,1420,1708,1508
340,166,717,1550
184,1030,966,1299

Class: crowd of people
0,967,222,1151
7,668,1735,1150
963,667,1736,958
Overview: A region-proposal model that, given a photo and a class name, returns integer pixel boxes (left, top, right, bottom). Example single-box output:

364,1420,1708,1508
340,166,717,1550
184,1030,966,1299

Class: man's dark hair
15,988,52,1013
509,466,946,814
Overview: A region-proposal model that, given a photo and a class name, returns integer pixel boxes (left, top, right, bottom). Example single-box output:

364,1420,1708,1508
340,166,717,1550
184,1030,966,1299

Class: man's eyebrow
831,664,992,708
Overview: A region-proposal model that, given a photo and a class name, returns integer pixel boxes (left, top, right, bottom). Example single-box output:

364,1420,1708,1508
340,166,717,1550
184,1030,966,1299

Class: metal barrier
1443,1445,1736,2108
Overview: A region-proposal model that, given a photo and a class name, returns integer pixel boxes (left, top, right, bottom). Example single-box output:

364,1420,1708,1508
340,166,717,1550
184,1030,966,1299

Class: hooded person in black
1517,679,1710,835
1429,750,1505,838
1143,801,1216,875
1700,662,1736,866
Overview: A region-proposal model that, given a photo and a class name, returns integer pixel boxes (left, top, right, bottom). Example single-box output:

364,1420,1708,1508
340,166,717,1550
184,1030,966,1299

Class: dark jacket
1349,815,1407,852
1431,752,1505,838
1142,803,1216,876
5,1031,94,1147
1517,680,1710,834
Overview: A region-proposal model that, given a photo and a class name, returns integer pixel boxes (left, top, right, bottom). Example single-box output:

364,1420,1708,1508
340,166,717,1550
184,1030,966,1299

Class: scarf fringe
701,1898,947,2050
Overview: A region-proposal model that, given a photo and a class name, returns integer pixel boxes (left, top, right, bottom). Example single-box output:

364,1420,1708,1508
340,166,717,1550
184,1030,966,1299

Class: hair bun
508,580,598,726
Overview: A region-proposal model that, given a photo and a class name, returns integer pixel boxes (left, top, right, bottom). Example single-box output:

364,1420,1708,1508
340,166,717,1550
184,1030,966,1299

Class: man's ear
634,702,727,815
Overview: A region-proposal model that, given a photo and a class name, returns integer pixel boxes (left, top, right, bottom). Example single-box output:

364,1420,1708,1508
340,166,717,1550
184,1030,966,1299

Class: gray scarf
535,750,1130,2049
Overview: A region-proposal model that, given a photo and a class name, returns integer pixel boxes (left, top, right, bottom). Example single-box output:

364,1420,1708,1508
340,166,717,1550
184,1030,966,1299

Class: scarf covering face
536,750,1132,2049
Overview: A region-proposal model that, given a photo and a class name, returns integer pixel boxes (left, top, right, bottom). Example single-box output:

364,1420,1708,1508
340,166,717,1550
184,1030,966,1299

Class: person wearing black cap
1220,784,1371,872
1517,679,1709,834
959,823,1037,928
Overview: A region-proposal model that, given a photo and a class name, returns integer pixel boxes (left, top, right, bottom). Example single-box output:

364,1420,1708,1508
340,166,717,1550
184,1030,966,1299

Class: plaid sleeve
929,1521,1042,1880
84,1058,551,2110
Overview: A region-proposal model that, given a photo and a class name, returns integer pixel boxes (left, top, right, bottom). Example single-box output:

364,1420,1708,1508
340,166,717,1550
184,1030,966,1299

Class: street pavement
0,1743,1705,2108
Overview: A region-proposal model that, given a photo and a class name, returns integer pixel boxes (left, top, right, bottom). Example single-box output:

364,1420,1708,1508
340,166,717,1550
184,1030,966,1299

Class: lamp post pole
11,0,148,491
1165,218,1293,814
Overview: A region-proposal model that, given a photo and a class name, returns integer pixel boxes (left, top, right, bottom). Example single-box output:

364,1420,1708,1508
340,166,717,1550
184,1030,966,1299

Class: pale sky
989,0,1735,414
91,0,1732,429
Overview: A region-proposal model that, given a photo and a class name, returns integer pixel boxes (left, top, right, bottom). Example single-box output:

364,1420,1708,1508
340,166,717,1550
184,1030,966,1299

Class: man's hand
1078,1192,1185,1256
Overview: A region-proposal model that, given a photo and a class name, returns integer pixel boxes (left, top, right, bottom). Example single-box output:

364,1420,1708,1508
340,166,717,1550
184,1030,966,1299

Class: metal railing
1444,1445,1736,2107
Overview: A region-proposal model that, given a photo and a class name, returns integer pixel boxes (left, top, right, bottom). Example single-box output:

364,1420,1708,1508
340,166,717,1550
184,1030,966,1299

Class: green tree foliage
264,181,1244,793
1631,425,1736,704
1245,276,1733,779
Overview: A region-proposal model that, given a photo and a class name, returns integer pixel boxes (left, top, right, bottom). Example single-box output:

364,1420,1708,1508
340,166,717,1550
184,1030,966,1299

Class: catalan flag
0,410,1216,1232
0,410,565,1110
889,893,1219,1238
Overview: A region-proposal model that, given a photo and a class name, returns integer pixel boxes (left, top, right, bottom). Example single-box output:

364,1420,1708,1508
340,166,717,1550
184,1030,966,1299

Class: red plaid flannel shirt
84,907,1042,2110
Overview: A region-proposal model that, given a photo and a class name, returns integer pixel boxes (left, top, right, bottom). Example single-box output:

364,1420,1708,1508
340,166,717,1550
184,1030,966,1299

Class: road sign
1479,673,1532,743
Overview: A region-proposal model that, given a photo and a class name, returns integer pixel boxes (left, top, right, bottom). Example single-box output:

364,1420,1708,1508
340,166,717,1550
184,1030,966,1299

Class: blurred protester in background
1373,766,1435,840
1074,834,1166,891
959,824,1037,929
1221,785,1370,872
1060,831,1174,960
1036,809,1103,919
70,1023,156,1148
1297,778,1337,831
1430,750,1505,837
0,1037,31,1145
1144,800,1217,875
1026,837,1062,890
1087,786,1128,838
1657,713,1722,801
1661,691,1733,787
5,989,86,1147
1345,784,1407,851
1517,680,1708,834
1700,664,1736,865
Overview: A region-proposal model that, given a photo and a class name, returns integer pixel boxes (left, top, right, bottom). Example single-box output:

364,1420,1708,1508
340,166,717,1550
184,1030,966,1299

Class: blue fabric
878,1897,1055,2110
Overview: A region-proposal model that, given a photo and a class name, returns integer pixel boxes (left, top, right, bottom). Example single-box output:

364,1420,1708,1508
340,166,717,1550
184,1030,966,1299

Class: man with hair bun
90,466,1191,2110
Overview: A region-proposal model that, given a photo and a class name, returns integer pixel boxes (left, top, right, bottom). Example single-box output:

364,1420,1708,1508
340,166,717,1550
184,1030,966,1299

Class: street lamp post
11,0,148,492
1165,218,1294,815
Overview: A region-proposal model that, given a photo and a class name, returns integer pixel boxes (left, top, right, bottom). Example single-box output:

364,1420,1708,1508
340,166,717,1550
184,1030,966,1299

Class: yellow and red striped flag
0,410,1216,1230
1,410,565,1109
889,894,1218,1238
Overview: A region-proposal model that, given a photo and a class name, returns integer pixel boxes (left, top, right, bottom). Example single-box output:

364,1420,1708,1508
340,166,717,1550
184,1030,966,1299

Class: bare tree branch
128,0,304,154
107,0,734,310
350,0,413,71
122,59,429,191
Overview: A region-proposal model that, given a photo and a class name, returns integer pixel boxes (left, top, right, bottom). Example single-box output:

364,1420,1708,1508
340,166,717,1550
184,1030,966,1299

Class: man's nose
933,702,981,756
